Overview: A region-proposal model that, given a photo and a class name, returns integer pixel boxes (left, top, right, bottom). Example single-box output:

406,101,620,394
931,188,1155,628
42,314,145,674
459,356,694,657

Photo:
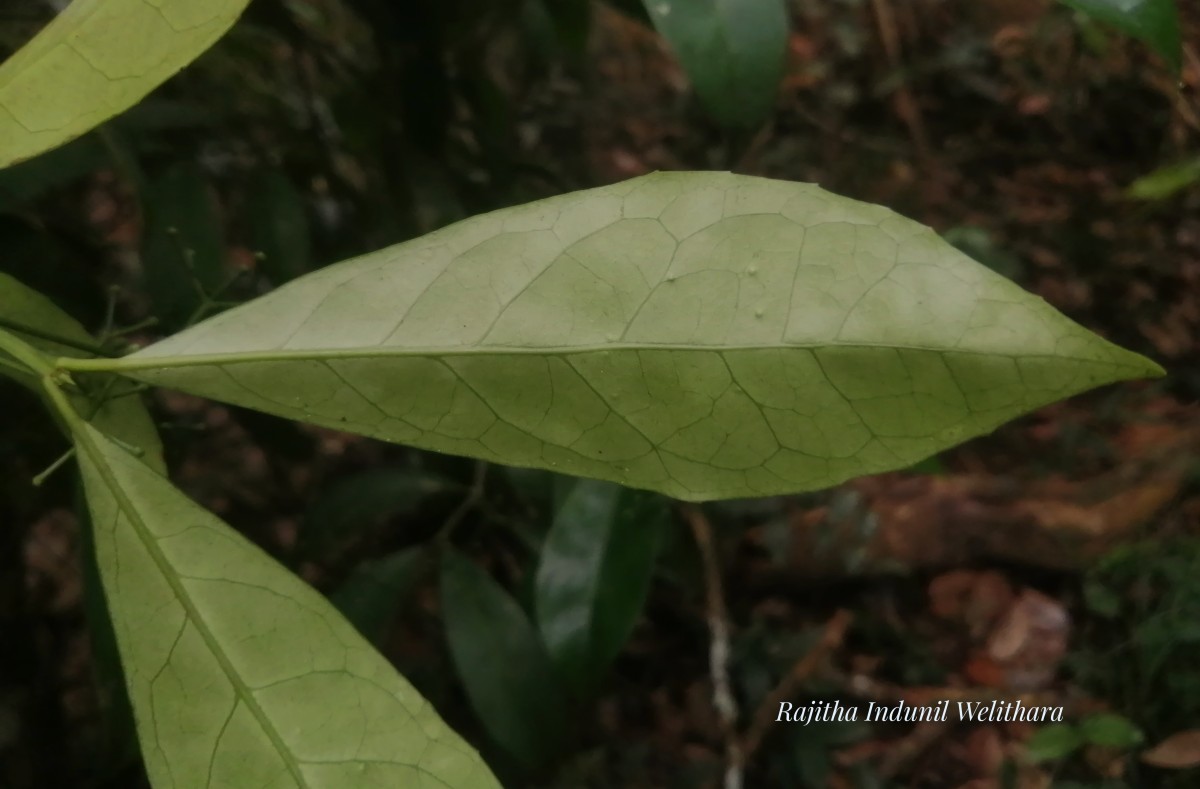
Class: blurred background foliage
1,0,1198,787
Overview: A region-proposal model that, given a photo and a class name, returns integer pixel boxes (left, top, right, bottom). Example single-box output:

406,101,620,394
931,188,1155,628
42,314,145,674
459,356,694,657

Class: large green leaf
441,549,570,768
69,421,501,789
641,0,789,127
535,480,665,693
1059,0,1181,73
0,0,251,169
64,171,1163,501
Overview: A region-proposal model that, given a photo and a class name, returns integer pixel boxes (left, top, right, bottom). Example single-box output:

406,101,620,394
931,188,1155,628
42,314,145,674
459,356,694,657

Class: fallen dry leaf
1141,729,1200,769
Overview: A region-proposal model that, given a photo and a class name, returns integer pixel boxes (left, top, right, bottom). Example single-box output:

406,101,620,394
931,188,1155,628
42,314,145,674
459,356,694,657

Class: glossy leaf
0,0,251,168
441,549,569,768
535,480,665,692
1059,0,1181,72
0,273,163,471
641,0,788,127
329,548,429,644
72,422,501,789
73,171,1163,501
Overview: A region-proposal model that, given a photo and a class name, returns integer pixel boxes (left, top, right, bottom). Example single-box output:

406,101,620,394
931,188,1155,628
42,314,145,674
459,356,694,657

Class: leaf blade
441,549,570,768
73,422,501,789
535,479,665,692
641,0,789,127
0,0,251,168
86,171,1163,501
1059,0,1182,72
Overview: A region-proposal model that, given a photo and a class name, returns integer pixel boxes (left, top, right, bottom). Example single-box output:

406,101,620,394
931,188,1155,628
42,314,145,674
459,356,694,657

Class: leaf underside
74,423,501,789
0,0,251,168
105,171,1161,501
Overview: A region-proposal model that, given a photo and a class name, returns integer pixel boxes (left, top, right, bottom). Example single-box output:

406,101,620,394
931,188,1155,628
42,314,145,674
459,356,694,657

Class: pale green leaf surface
0,0,251,168
642,0,788,127
89,171,1162,501
73,423,502,789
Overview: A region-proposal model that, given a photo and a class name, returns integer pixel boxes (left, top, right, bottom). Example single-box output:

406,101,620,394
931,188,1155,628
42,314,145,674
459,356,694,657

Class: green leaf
1059,0,1182,73
0,273,163,471
76,171,1164,502
72,422,501,789
329,547,429,644
1079,713,1144,749
1026,723,1086,762
0,0,252,168
0,271,98,362
300,468,460,556
535,480,665,692
141,162,227,328
1126,156,1200,201
248,169,313,286
441,548,570,768
641,0,788,127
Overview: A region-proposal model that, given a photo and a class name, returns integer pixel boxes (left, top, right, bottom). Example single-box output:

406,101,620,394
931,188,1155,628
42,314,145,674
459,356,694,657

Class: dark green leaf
1025,723,1086,762
441,549,570,768
300,468,459,555
248,169,313,285
641,0,789,127
1059,0,1181,73
535,479,665,692
329,548,429,644
1079,713,1144,749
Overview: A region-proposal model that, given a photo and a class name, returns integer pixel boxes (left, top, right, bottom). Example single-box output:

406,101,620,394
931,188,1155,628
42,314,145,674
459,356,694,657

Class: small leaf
1083,579,1122,617
1079,713,1144,749
1141,729,1200,769
641,0,789,127
300,468,459,555
441,549,570,768
0,273,163,471
1127,157,1200,201
0,0,252,168
247,169,313,285
1059,0,1182,73
535,479,665,692
0,271,96,361
73,422,501,788
328,547,429,644
141,163,227,328
1025,723,1086,762
80,172,1163,501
